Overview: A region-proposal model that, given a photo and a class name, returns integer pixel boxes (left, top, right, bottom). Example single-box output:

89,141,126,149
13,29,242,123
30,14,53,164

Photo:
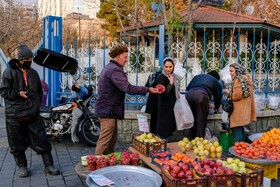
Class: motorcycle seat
39,106,53,113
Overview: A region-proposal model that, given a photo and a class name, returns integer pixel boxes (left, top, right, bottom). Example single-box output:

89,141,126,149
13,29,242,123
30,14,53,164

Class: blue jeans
232,126,244,142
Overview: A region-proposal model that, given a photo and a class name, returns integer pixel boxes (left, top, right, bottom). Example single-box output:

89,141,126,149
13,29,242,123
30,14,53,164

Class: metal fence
1,27,280,107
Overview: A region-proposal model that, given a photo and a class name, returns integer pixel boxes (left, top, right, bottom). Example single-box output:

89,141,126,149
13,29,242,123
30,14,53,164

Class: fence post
159,25,165,67
265,28,270,94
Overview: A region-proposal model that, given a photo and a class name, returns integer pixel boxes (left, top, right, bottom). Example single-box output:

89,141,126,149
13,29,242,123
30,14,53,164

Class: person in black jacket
0,44,59,177
186,71,222,139
156,57,179,140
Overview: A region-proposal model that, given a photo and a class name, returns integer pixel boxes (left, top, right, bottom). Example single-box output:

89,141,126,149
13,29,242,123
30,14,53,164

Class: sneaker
44,165,60,175
18,166,29,177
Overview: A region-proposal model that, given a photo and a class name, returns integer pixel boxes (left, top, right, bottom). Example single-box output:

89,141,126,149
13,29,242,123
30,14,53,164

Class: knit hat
109,45,128,58
18,44,33,61
207,70,220,81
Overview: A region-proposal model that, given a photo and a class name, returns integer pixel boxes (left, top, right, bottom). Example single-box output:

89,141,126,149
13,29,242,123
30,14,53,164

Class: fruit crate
149,148,173,158
219,132,245,152
151,157,177,168
245,162,278,180
236,165,264,187
161,167,207,187
133,133,167,157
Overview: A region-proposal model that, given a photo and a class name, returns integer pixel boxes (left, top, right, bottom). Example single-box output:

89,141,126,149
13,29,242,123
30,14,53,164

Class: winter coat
95,60,148,119
229,74,256,128
187,74,222,109
0,59,42,119
156,73,177,139
145,72,161,114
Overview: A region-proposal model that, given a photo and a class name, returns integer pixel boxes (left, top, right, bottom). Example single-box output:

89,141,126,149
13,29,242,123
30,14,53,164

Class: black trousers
6,116,52,166
186,88,210,139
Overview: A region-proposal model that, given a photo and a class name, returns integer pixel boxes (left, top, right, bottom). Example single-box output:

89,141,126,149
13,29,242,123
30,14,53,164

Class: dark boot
41,152,60,175
18,166,29,177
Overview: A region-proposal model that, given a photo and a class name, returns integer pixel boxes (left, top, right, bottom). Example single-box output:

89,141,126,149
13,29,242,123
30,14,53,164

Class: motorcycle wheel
80,117,100,146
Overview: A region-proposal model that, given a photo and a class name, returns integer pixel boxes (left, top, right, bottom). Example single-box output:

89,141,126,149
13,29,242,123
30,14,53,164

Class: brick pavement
0,107,130,187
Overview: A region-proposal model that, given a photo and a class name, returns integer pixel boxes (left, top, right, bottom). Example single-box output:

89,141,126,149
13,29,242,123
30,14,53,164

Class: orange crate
245,162,278,180
162,167,207,187
132,133,166,156
236,165,264,187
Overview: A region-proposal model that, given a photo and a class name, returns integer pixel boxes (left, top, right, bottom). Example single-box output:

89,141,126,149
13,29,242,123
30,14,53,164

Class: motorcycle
39,85,100,146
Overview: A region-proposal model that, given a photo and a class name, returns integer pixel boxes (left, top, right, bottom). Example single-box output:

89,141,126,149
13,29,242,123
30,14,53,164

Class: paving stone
47,179,65,186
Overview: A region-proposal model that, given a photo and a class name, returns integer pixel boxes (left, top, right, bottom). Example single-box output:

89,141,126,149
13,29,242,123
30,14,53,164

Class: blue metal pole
47,17,52,106
252,29,256,81
238,28,240,63
265,29,270,93
168,33,170,57
136,36,139,86
159,25,165,66
185,30,188,91
203,27,206,73
66,41,69,97
89,38,91,88
153,35,156,72
103,37,106,68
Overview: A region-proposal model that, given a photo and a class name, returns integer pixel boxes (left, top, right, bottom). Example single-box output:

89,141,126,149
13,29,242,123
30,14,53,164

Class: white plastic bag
174,95,194,130
174,62,187,80
220,64,232,85
268,95,280,110
191,62,202,79
254,91,265,111
222,111,229,123
204,128,211,140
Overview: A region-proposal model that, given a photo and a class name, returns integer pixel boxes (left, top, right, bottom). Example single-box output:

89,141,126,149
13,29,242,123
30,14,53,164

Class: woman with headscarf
156,57,179,140
224,63,256,142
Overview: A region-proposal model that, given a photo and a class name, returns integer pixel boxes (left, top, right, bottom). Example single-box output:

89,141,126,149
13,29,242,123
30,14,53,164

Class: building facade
38,0,100,19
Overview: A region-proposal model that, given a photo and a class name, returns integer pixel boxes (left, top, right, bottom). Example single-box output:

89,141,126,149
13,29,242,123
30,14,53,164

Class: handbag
222,81,234,115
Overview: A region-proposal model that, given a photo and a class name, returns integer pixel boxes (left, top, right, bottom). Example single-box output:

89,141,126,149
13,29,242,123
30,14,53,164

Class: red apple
194,164,201,170
209,161,216,168
173,166,181,174
215,162,223,168
162,164,171,172
226,168,234,175
185,170,193,178
170,162,177,169
178,162,184,168
203,165,211,170
216,167,225,175
202,159,210,166
191,161,197,168
182,164,189,172
204,168,213,175
197,168,204,173
178,170,185,179
170,171,177,179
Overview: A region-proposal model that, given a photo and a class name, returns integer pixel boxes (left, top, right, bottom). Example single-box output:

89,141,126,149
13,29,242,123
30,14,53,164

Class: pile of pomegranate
87,155,97,171
120,151,140,166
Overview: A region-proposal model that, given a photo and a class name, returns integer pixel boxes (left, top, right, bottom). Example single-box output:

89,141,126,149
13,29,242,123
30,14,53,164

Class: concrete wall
117,110,280,143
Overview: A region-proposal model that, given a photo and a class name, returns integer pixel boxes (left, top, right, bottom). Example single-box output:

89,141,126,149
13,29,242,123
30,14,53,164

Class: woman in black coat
156,57,179,140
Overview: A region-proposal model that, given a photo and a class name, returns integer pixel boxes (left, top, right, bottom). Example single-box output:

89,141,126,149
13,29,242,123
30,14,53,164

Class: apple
213,141,220,147
226,168,235,174
182,164,189,172
210,153,216,158
191,161,197,168
163,164,171,172
232,165,239,172
226,165,233,169
178,170,185,179
215,161,223,168
202,158,210,166
222,161,227,167
173,166,181,174
216,152,222,158
227,158,234,164
238,162,246,168
194,164,201,170
170,171,177,178
216,167,225,175
203,165,211,170
197,167,204,173
170,162,177,169
210,146,216,153
185,170,193,178
239,167,246,173
204,168,213,175
209,161,216,168
178,162,184,168
233,159,240,165
216,146,223,153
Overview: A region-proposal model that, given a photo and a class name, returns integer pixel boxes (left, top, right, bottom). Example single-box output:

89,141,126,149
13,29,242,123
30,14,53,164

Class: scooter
39,85,100,146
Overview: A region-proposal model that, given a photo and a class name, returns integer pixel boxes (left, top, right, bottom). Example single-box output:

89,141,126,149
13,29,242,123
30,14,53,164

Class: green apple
239,167,246,173
233,159,240,165
147,133,153,139
238,162,246,168
232,165,239,172
227,158,234,164
226,164,232,169
222,161,227,167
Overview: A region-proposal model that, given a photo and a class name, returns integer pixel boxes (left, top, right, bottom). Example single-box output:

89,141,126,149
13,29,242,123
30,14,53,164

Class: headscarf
232,63,250,98
162,57,180,98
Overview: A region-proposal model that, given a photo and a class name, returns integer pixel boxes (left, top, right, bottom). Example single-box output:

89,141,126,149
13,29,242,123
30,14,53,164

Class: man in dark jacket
186,71,222,139
0,44,59,177
95,44,160,155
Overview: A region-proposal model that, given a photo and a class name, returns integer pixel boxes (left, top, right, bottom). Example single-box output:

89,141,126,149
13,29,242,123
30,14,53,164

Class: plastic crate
132,133,167,156
162,167,207,187
245,162,278,180
151,157,177,168
219,132,245,152
149,148,173,158
236,165,264,187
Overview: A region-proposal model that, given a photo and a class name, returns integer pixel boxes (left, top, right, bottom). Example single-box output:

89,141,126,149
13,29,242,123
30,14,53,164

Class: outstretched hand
149,87,163,94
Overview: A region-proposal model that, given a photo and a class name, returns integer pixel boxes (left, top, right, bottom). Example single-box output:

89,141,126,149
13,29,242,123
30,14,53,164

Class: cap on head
17,44,33,61
207,70,220,81
109,45,128,58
